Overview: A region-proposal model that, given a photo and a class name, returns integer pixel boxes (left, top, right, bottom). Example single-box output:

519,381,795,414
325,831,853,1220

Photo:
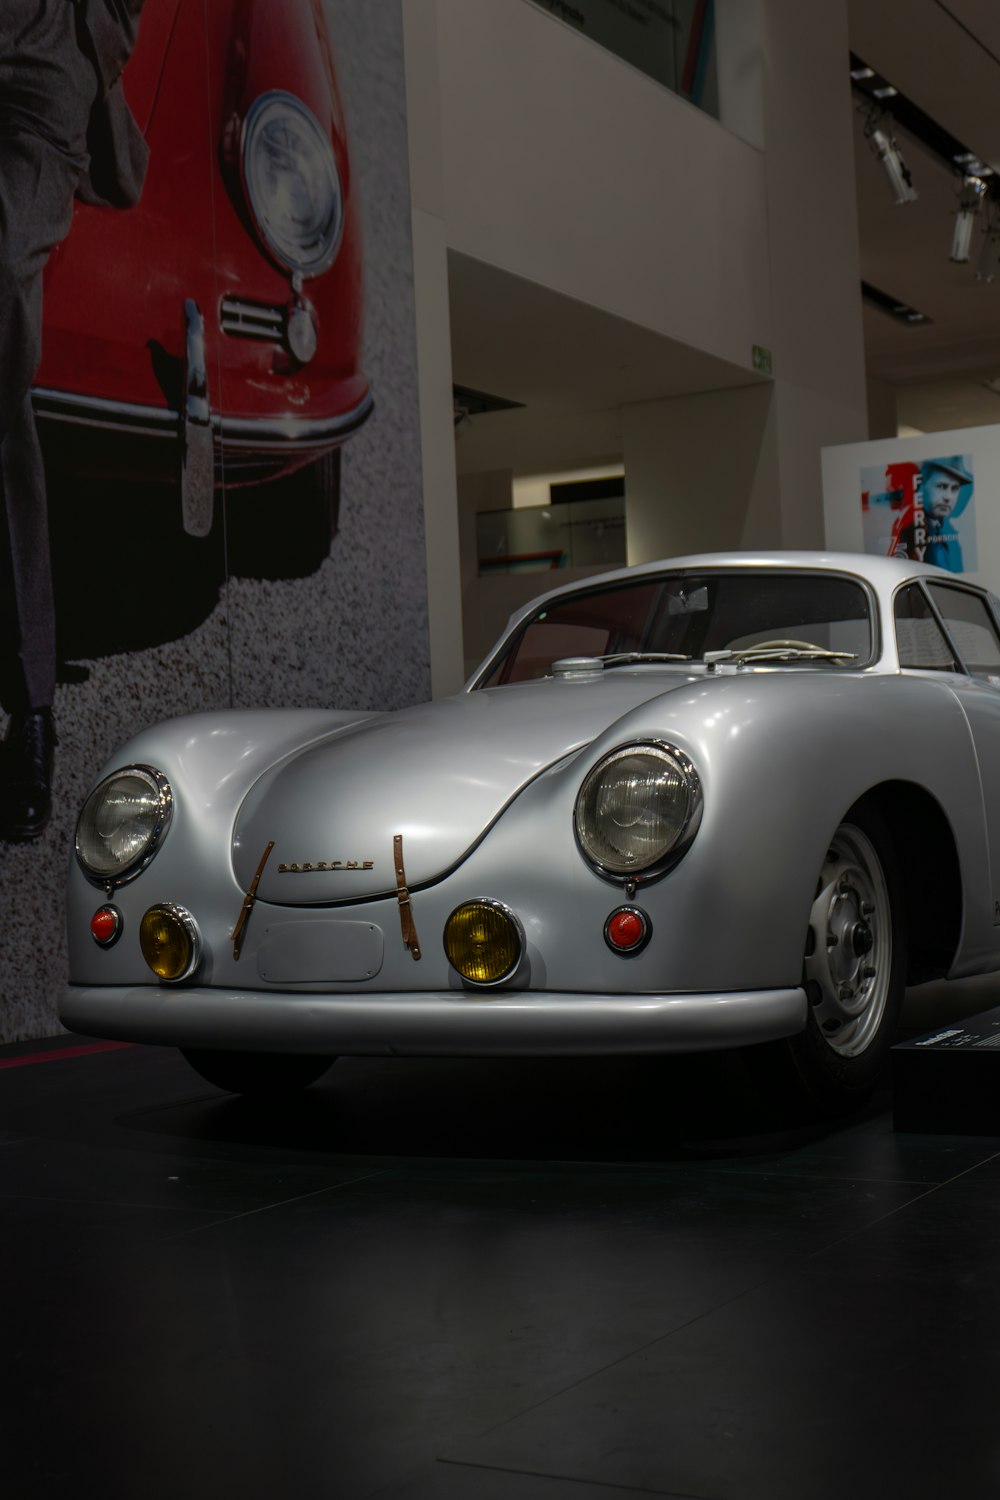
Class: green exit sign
752,344,773,373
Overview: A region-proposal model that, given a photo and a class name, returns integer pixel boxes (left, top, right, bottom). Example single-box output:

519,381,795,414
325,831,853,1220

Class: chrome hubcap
804,824,891,1058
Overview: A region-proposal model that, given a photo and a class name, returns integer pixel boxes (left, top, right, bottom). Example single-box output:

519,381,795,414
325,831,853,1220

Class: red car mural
35,0,371,537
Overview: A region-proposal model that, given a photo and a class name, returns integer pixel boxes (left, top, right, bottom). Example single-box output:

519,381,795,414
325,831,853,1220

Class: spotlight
955,151,994,179
866,119,918,204
951,174,988,262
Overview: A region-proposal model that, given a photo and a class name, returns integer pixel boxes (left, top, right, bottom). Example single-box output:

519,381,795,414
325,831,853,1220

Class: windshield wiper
704,646,858,668
600,651,693,667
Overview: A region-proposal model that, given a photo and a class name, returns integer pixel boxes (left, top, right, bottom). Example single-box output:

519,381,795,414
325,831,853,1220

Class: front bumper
60,984,807,1056
32,385,374,453
33,293,372,535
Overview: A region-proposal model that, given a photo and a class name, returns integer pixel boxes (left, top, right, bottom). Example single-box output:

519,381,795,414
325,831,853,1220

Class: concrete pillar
867,376,899,440
403,0,465,698
758,0,869,545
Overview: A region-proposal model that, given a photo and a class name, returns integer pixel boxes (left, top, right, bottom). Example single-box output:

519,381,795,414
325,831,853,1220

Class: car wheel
180,1049,336,1096
744,804,906,1118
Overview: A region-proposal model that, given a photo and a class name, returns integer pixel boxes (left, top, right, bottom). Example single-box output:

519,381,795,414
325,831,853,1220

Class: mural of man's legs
0,0,98,839
0,391,58,838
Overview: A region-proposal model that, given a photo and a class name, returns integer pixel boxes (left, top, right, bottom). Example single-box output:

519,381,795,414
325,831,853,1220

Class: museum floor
4,986,1000,1500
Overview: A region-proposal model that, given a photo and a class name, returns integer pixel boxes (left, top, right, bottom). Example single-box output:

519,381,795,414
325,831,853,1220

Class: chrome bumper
32,294,372,536
60,985,807,1056
31,384,374,451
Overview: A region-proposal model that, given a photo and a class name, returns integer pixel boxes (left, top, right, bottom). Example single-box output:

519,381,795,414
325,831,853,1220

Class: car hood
124,0,185,134
232,672,697,903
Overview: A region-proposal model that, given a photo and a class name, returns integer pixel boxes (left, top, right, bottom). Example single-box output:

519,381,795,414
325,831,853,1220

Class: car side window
926,583,1000,681
894,585,958,671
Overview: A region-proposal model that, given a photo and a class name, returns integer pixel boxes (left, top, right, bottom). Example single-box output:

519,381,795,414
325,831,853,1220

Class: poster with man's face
860,454,976,573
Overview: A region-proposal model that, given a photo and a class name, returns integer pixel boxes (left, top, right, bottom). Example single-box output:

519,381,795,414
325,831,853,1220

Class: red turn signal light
90,905,122,948
604,906,650,955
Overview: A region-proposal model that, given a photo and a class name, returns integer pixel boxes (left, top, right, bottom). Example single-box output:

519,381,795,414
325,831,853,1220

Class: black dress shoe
1,708,57,842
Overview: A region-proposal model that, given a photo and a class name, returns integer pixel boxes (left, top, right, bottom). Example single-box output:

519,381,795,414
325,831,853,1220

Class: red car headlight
241,90,343,277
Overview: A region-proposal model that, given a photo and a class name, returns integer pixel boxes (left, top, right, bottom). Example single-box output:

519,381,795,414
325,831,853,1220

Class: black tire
180,1049,336,1096
744,801,906,1119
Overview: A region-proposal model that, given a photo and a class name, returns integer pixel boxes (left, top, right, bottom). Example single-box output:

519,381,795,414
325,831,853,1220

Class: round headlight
139,903,201,983
75,766,172,885
444,900,523,986
575,743,701,878
241,91,343,275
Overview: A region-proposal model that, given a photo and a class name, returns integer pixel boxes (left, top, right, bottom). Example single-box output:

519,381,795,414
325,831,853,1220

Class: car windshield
477,570,873,687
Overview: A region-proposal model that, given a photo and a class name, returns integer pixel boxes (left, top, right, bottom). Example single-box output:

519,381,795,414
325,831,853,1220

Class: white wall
623,383,780,561
404,0,870,685
419,0,773,371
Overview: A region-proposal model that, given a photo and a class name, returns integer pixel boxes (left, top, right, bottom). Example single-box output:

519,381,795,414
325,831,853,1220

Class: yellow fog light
139,903,201,983
443,899,523,986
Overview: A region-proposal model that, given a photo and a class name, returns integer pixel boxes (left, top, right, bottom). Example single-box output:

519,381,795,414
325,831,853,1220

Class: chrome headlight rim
140,902,202,985
240,89,344,278
574,739,703,883
74,764,173,890
443,897,526,989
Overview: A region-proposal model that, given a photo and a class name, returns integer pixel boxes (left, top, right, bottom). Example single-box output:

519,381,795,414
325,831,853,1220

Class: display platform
893,1005,1000,1133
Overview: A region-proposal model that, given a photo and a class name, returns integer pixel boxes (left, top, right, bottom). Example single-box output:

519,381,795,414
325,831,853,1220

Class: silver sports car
62,551,1000,1114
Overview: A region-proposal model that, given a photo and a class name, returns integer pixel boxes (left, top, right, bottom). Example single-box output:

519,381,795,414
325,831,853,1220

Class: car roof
509,550,975,623
465,550,996,688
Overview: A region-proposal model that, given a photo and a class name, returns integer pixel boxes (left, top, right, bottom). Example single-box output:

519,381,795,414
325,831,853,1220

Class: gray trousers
0,1,99,709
